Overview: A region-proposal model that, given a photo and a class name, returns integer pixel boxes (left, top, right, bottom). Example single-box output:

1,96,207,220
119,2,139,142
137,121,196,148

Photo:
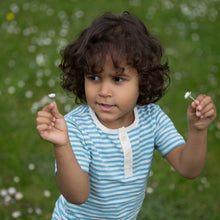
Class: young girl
36,12,216,219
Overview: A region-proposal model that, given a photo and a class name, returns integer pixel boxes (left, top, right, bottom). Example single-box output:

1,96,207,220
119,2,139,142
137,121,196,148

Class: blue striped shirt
52,104,185,219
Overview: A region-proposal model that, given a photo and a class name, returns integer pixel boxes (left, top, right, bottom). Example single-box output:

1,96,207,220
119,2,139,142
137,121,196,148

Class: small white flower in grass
64,104,71,112
184,91,195,101
11,210,21,218
169,183,175,190
17,80,25,88
74,10,84,18
43,190,51,198
48,93,56,99
48,78,56,87
0,189,8,197
4,195,11,203
8,86,16,94
35,208,43,215
36,54,47,67
185,91,200,117
170,166,175,171
8,187,16,195
28,163,35,170
48,93,56,103
25,90,33,99
149,170,154,177
146,187,154,194
27,207,33,214
15,192,23,200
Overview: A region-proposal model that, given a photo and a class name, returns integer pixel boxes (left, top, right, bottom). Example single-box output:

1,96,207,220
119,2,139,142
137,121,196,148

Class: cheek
84,82,95,102
84,81,90,101
120,85,139,104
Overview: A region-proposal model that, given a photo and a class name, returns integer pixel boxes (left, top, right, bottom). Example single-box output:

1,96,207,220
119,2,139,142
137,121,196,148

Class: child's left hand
187,94,217,131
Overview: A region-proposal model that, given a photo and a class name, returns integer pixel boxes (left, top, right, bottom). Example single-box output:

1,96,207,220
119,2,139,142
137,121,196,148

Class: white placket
118,127,133,178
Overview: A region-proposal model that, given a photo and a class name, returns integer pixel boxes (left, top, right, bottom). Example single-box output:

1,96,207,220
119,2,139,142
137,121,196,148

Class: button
121,135,127,142
125,151,131,157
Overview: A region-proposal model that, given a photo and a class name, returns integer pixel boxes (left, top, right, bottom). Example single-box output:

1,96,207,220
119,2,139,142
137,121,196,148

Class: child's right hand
36,102,69,147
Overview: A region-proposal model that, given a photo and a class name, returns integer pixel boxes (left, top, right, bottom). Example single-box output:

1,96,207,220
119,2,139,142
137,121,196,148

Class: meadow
0,0,219,219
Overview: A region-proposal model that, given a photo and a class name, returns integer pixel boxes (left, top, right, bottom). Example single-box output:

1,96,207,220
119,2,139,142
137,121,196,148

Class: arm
36,102,90,204
165,95,217,179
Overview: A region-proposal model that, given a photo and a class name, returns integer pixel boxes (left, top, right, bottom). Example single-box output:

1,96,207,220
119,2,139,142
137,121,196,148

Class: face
85,55,139,129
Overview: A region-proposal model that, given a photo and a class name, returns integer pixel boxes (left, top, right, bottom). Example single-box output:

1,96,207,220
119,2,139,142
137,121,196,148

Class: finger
37,110,53,119
202,108,216,119
42,102,54,112
37,123,50,132
199,95,212,106
191,99,199,109
41,102,63,119
192,95,212,112
36,116,55,127
195,94,206,102
201,103,216,118
195,95,213,108
50,102,63,119
199,100,213,114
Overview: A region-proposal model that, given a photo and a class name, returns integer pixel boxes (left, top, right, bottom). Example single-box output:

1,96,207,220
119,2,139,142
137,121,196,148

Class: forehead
101,54,138,77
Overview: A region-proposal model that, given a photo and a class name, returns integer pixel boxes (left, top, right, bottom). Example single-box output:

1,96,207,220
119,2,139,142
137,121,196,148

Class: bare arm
36,102,90,204
165,95,216,179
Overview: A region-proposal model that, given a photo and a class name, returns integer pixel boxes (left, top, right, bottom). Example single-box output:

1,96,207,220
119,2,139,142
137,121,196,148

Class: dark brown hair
59,11,170,105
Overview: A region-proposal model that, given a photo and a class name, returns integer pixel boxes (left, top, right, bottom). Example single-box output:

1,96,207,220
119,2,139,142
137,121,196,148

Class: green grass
0,0,219,219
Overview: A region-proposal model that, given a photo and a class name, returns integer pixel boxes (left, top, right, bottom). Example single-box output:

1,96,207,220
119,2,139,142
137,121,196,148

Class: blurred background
0,0,219,219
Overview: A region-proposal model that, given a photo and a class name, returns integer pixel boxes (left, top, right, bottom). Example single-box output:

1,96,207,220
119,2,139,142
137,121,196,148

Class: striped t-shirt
52,104,185,219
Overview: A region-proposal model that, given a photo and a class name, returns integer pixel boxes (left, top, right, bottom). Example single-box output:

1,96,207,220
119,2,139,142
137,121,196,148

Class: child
36,12,216,219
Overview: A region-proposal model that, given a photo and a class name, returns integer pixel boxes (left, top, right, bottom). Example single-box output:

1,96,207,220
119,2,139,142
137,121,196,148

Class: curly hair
59,11,170,105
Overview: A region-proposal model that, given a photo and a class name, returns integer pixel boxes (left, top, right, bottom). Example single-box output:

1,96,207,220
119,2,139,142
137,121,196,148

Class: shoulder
64,104,90,119
136,104,170,126
136,104,162,117
64,104,92,127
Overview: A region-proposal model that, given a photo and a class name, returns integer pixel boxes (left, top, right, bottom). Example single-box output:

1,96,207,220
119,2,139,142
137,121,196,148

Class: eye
88,75,100,81
113,77,124,82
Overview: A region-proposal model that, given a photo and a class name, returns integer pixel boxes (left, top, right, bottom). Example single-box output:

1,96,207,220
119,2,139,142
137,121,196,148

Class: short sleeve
154,106,185,156
55,117,91,174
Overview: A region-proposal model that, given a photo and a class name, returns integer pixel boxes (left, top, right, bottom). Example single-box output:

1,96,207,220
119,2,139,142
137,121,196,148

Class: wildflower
15,192,23,200
6,12,15,21
149,170,154,177
48,79,56,87
27,207,33,214
0,189,8,197
43,190,51,198
35,208,43,215
48,93,56,98
17,81,25,88
146,187,154,194
4,195,11,204
8,187,16,195
48,93,56,103
36,54,47,66
8,86,16,94
169,183,175,190
25,90,33,99
28,163,35,170
74,10,84,18
11,210,21,218
184,91,195,101
185,91,199,116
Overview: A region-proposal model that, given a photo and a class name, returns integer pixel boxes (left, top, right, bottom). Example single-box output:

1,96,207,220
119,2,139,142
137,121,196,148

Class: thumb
50,102,63,119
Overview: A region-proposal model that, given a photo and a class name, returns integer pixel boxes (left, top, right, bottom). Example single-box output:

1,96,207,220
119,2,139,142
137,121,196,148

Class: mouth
98,103,115,111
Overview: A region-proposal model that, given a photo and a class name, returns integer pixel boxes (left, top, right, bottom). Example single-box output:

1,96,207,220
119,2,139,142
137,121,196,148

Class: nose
98,81,112,97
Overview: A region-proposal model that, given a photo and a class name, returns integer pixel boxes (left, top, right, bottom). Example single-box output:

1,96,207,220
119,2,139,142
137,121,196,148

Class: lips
98,103,115,112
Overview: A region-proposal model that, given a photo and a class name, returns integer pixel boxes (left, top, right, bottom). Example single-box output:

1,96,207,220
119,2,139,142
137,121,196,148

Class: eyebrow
86,71,130,77
115,71,131,78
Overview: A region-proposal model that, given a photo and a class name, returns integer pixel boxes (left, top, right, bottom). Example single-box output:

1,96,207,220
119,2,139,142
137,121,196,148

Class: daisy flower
184,91,195,101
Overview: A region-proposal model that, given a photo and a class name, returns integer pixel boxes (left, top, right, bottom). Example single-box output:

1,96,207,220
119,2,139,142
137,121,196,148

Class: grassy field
0,0,219,219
